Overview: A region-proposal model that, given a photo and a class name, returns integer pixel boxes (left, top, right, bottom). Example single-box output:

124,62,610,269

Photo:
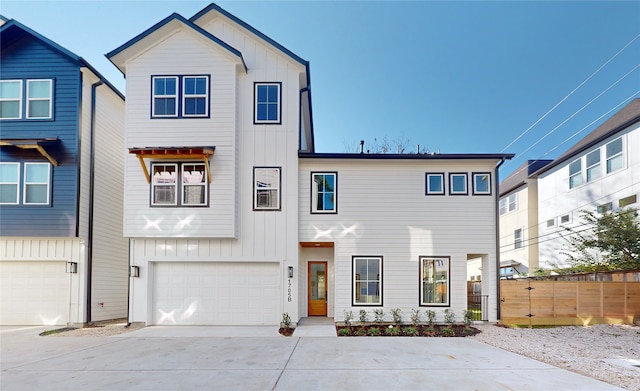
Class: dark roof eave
299,152,515,161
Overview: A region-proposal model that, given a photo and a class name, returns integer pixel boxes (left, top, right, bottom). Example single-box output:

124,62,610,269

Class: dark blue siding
1,33,81,237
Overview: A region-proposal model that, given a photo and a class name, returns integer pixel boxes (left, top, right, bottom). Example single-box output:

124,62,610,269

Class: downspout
494,157,507,321
86,81,103,325
125,239,132,328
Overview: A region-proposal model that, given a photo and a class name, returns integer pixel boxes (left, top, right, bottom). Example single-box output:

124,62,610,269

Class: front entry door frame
308,261,328,316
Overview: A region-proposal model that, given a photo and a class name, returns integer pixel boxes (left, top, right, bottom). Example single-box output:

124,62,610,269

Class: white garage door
0,261,69,325
152,262,281,325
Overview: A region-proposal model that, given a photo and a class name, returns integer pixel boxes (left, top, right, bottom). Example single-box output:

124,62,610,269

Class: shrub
410,308,421,326
440,327,455,337
390,308,402,324
343,310,353,326
338,328,351,336
359,309,369,323
425,310,436,327
443,309,456,326
423,326,436,336
356,327,368,336
368,327,381,336
281,312,291,328
385,325,401,336
463,310,473,327
403,326,418,336
373,309,385,323
463,327,476,336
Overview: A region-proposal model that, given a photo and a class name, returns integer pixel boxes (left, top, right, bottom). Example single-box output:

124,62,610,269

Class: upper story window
27,80,53,119
0,162,52,205
500,193,517,215
586,149,601,182
425,173,445,195
514,228,523,249
472,172,491,195
1,79,53,120
254,167,281,210
619,194,637,208
569,159,582,189
151,162,208,206
353,256,382,306
152,75,209,118
420,256,449,306
254,82,281,124
606,137,623,174
449,173,467,195
0,162,20,204
311,172,337,213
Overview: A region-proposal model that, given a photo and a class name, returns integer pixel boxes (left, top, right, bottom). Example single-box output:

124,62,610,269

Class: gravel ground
471,323,640,391
48,322,640,390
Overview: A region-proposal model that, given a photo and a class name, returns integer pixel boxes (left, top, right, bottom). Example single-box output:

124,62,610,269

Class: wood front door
308,262,327,316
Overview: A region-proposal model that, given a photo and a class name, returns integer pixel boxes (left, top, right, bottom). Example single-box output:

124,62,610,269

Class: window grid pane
312,173,336,212
152,164,177,205
0,163,20,204
0,80,22,119
153,77,178,117
23,163,50,204
254,167,280,209
421,257,449,305
27,80,52,119
182,76,208,117
354,257,381,305
255,84,280,122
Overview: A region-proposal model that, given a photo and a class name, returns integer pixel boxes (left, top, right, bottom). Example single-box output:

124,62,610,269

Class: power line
500,33,640,153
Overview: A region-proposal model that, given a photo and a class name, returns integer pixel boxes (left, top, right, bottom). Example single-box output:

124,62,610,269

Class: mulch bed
335,324,480,337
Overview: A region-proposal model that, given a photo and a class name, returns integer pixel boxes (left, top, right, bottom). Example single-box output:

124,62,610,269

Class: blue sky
2,1,639,177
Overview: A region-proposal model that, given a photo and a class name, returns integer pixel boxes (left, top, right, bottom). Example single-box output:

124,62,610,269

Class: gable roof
190,3,309,68
106,12,247,74
499,159,553,197
0,18,124,100
534,98,640,176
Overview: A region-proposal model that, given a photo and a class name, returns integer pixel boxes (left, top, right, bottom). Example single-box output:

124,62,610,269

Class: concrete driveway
0,326,624,391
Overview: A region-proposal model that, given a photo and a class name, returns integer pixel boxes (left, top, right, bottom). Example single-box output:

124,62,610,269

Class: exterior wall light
130,265,140,278
288,266,294,278
66,262,78,274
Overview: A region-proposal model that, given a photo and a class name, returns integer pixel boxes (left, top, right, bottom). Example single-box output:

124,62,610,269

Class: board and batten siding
537,122,640,267
299,158,500,322
0,34,81,237
0,237,87,323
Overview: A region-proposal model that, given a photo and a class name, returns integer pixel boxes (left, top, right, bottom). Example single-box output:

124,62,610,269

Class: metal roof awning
0,137,60,166
128,146,216,184
500,259,522,268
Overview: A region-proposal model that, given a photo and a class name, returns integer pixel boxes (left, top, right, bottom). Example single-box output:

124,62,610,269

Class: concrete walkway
0,325,624,391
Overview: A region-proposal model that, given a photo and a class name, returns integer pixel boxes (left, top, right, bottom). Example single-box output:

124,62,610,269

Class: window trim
0,80,23,120
472,172,491,195
569,158,582,189
605,137,623,174
253,166,281,211
150,162,209,207
448,173,468,195
585,149,601,182
514,228,523,249
311,171,337,214
425,172,445,195
254,82,282,124
419,256,450,307
181,75,210,118
352,256,383,306
151,76,179,118
559,213,572,225
0,162,20,204
26,79,53,119
23,162,51,205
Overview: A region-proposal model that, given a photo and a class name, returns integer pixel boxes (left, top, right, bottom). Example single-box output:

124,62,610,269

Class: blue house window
449,173,468,195
254,82,281,124
472,172,491,195
425,173,445,195
152,75,209,118
1,79,53,120
0,162,51,205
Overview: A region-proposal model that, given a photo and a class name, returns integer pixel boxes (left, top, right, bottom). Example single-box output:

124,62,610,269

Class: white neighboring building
535,99,640,268
108,3,512,326
498,159,552,278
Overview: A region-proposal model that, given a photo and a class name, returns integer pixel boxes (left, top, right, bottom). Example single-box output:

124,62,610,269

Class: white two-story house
535,98,640,268
108,3,512,326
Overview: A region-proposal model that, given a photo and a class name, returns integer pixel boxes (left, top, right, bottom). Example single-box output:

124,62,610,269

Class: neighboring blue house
0,18,128,326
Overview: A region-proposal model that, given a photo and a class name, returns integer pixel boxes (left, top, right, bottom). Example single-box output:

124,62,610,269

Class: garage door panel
152,262,281,325
0,261,69,325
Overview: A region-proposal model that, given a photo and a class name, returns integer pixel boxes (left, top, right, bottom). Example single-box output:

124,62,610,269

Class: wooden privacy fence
500,279,640,326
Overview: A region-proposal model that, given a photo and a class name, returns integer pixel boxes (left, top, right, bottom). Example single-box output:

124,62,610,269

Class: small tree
559,208,640,273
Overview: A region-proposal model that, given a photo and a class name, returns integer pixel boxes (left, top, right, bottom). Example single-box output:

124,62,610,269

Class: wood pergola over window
128,146,215,184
